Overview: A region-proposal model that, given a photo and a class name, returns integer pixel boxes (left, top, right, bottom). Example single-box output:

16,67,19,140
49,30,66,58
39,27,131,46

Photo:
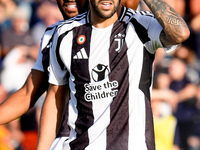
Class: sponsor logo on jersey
73,48,88,59
77,35,86,44
84,80,118,101
91,64,109,82
83,64,118,101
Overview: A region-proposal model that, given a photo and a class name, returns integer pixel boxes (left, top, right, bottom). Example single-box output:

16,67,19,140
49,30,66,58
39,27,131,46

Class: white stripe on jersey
86,25,114,149
125,20,148,149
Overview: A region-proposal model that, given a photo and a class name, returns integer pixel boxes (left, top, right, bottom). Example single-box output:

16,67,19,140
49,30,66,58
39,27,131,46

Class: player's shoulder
120,6,154,23
126,6,154,17
42,11,87,38
57,11,88,31
44,20,65,33
44,11,87,31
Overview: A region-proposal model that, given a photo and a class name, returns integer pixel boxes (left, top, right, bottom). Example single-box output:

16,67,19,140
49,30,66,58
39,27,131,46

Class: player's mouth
64,2,78,12
100,1,113,10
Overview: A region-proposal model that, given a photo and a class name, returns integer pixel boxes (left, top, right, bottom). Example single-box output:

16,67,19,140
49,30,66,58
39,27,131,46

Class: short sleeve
48,30,69,85
32,26,58,72
32,42,44,72
137,15,178,54
146,20,178,53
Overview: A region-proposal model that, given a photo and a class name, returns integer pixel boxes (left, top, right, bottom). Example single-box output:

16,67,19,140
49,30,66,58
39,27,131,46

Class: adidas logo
73,48,88,59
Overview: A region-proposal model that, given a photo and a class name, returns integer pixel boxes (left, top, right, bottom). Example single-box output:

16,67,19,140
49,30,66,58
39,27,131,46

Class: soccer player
0,0,89,149
37,0,190,149
0,0,140,149
0,0,89,124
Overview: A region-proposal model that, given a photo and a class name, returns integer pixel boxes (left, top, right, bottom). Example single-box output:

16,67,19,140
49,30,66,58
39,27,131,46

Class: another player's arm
37,83,68,150
143,0,190,46
0,69,47,124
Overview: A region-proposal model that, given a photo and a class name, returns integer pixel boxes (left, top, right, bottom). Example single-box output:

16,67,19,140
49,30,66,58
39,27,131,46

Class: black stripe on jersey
121,7,154,24
41,26,58,91
118,6,126,21
75,11,87,20
140,11,154,17
145,96,155,150
69,24,94,149
130,18,151,44
56,31,71,70
138,48,155,149
45,20,65,32
132,16,155,148
54,13,88,70
128,12,155,107
139,48,155,101
44,22,62,32
42,27,58,73
42,43,50,75
44,26,55,32
120,7,135,23
55,12,87,35
106,20,129,150
119,7,134,22
129,15,155,100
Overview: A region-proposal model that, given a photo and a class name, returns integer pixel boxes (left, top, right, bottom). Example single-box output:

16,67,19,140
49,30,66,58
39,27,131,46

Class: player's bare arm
37,83,69,150
143,0,190,46
0,69,47,124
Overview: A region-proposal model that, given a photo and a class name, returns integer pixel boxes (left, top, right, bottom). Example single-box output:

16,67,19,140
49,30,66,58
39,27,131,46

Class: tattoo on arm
144,0,189,45
153,1,186,26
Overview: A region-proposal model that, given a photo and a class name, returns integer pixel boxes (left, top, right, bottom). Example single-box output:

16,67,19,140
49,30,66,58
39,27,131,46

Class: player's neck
90,6,122,29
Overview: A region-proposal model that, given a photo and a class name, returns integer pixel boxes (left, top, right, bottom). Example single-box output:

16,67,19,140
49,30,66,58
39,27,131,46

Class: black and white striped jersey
49,6,176,150
32,20,66,73
32,19,75,138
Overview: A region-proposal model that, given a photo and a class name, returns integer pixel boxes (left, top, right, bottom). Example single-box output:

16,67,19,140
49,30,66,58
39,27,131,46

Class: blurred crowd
0,0,199,150
148,0,200,150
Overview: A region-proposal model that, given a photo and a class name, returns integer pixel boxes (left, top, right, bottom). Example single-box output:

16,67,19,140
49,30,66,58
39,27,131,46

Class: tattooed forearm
143,0,190,45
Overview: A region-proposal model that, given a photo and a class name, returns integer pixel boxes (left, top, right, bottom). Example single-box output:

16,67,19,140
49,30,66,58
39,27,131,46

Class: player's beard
90,0,120,19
